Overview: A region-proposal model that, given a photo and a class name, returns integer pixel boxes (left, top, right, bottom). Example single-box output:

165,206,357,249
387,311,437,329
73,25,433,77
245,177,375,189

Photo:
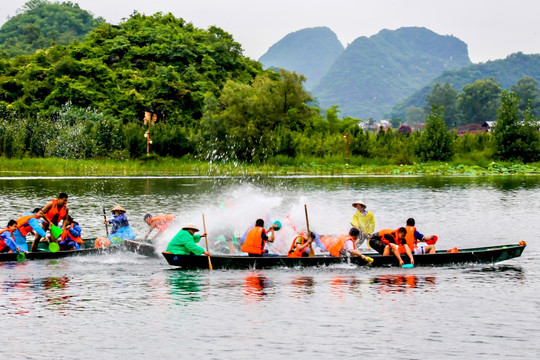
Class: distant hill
389,52,540,119
311,27,471,119
0,0,104,57
258,27,344,90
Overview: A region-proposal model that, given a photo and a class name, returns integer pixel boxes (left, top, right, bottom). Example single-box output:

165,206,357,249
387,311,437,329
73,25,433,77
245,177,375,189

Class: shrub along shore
1,157,538,177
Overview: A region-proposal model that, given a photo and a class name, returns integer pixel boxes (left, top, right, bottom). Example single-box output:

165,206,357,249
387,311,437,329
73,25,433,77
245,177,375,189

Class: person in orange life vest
15,208,49,253
320,228,369,260
58,215,84,250
143,213,176,240
241,219,277,257
288,231,315,257
0,220,24,253
369,227,414,266
31,192,69,252
402,218,436,255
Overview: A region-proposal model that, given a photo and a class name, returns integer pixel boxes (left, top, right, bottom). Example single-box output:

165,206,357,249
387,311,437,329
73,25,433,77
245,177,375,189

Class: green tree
510,76,540,117
405,105,425,126
201,70,315,162
425,82,459,128
457,77,501,125
0,0,104,57
415,106,454,161
492,90,540,162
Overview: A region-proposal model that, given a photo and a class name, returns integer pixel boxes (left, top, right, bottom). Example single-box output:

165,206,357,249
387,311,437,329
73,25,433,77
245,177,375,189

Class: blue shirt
312,232,325,250
69,223,82,238
16,212,47,238
1,230,18,252
109,213,130,234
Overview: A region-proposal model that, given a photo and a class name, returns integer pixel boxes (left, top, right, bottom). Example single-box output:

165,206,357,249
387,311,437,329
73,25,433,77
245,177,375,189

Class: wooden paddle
102,208,109,236
202,214,213,270
305,204,315,257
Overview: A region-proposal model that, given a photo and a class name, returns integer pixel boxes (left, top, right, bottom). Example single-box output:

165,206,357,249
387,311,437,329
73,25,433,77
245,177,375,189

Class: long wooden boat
0,238,123,263
162,243,526,270
123,239,159,258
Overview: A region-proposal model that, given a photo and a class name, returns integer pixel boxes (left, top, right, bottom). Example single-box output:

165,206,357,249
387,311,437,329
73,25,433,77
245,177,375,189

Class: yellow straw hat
352,200,367,208
111,205,126,213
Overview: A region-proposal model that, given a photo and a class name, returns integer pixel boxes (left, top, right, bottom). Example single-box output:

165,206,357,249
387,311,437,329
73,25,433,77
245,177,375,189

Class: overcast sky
1,0,539,63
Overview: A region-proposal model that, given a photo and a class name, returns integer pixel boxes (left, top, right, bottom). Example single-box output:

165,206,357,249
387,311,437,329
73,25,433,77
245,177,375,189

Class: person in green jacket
166,223,210,256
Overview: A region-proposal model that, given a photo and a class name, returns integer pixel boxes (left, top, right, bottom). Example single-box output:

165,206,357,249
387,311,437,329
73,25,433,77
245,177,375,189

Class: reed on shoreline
0,156,538,177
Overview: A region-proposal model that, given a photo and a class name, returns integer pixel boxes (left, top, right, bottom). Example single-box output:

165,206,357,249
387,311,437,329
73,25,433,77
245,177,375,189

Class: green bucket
49,242,60,253
50,224,63,239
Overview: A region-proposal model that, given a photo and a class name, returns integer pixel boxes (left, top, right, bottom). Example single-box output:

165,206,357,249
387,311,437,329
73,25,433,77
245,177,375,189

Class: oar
102,208,109,236
17,252,26,261
202,214,213,270
402,263,414,268
304,204,315,257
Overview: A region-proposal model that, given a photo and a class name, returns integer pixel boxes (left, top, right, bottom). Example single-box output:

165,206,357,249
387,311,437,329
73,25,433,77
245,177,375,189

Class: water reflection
42,276,72,311
372,274,437,294
464,264,526,283
167,272,205,302
329,275,360,300
243,272,272,303
290,276,315,298
1,277,32,315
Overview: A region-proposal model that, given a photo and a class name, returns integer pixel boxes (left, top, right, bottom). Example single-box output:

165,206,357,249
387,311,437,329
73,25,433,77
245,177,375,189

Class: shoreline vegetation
1,157,538,177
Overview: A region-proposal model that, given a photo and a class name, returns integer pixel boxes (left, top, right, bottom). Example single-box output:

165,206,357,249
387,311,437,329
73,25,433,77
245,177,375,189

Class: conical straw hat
111,205,126,213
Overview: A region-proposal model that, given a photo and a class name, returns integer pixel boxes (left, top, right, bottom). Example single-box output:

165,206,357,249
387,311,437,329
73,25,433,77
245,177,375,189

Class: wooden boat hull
124,239,159,258
0,238,123,263
162,243,526,270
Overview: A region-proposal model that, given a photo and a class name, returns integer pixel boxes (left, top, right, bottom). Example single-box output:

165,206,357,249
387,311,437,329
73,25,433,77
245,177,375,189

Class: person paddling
369,227,414,266
58,216,84,250
17,208,49,252
31,193,69,252
320,228,369,260
288,231,315,258
351,200,375,248
401,218,437,255
143,214,176,240
105,205,136,242
0,220,25,254
166,223,209,256
241,219,277,257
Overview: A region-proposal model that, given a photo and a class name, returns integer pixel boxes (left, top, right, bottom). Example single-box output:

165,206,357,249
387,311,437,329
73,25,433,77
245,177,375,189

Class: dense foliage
391,52,540,120
312,27,470,119
0,8,538,165
0,11,262,122
492,90,540,162
0,0,104,57
415,106,455,161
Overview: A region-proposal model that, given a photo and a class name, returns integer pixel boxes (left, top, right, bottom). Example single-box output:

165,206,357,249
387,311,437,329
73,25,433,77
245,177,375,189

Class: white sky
1,0,539,63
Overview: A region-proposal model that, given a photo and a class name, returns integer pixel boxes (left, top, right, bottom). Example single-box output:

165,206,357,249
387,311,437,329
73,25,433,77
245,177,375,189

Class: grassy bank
0,156,539,177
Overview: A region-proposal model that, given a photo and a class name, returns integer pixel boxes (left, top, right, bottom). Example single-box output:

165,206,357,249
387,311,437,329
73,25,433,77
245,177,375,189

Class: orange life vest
46,199,68,226
241,227,266,255
16,214,39,236
377,229,401,245
60,229,85,244
151,215,175,231
327,234,356,257
288,233,308,258
398,225,417,254
0,228,14,239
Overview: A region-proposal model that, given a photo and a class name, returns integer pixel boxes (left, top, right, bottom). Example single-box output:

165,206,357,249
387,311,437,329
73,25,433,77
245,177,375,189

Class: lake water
1,176,539,359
